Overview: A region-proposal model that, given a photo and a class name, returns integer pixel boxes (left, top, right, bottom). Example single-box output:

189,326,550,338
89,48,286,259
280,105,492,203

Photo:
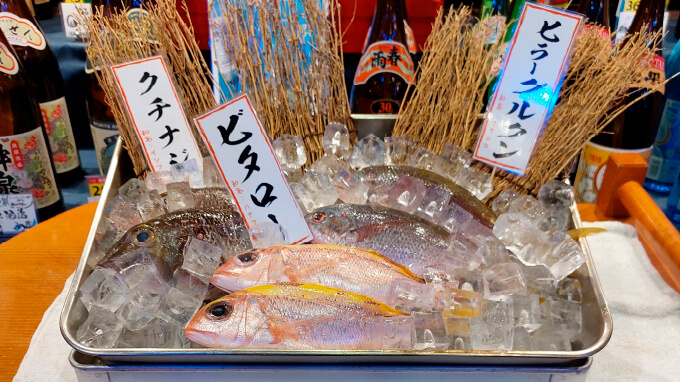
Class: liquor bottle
350,0,415,114
31,0,54,21
644,42,680,193
0,0,84,186
0,32,63,221
576,0,610,27
86,0,124,175
574,0,666,203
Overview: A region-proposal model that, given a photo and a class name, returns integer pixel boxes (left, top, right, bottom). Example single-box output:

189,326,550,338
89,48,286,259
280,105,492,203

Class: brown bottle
86,0,124,175
349,0,415,115
576,0,610,27
574,0,665,203
0,32,63,221
0,0,84,186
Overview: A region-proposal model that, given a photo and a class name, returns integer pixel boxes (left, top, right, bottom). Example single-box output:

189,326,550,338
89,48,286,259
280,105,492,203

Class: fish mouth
210,272,243,293
184,327,220,348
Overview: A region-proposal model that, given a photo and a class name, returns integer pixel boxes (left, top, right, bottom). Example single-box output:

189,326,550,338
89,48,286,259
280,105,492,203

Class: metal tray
60,138,613,365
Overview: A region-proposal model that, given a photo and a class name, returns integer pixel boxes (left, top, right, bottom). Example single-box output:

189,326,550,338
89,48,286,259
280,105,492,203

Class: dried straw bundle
84,0,216,175
212,0,351,164
394,6,664,199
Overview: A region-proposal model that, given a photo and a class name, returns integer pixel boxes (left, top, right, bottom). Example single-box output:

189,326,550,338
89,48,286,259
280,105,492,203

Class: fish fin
566,227,607,240
355,248,425,283
348,221,410,243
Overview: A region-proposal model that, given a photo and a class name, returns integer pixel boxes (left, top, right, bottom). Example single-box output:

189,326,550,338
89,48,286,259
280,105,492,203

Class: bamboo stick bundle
213,0,351,164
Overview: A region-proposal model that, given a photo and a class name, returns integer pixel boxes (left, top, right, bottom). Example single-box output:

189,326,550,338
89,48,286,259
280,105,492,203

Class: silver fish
305,203,452,276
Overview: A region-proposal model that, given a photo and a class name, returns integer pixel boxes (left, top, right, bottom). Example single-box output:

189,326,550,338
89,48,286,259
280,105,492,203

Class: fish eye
236,251,259,266
207,301,233,320
312,212,325,222
131,225,156,246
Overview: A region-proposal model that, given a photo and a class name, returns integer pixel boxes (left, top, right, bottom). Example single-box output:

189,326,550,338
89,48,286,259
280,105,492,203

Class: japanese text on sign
0,194,37,235
474,3,583,175
194,94,312,244
111,56,202,172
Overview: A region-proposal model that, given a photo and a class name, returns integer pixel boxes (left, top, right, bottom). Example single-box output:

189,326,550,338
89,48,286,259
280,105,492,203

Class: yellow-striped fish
184,283,407,349
211,244,425,306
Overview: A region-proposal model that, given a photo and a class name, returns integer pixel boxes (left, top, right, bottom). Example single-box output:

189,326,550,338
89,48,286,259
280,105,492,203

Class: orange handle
618,181,680,293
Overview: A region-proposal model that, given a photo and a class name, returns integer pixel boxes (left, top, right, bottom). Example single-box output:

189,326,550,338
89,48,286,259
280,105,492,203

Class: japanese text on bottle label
40,97,80,173
474,3,583,176
0,42,18,74
111,56,202,172
353,41,414,85
0,194,37,235
90,119,119,175
0,13,46,50
194,93,312,244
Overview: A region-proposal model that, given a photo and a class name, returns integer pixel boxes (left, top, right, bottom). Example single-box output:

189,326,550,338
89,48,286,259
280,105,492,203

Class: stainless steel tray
60,138,613,365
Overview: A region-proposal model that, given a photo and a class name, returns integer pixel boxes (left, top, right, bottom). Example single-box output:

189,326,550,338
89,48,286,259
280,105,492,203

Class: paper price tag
87,175,107,197
60,2,92,38
0,194,38,235
194,94,312,244
111,56,202,172
474,3,583,175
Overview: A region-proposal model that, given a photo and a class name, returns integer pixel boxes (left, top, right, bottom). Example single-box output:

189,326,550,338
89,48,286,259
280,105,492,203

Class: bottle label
39,97,80,173
0,128,60,209
574,141,652,203
580,24,612,44
353,41,414,85
631,54,665,94
483,15,507,45
404,21,416,54
127,8,158,43
647,99,680,183
90,119,119,175
0,13,46,50
0,42,18,75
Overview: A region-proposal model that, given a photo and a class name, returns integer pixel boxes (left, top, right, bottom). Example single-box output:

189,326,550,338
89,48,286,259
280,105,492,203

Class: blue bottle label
648,99,680,184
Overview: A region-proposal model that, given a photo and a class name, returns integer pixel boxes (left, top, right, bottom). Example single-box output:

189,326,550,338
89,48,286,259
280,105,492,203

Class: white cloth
14,274,77,382
583,221,680,381
13,222,680,381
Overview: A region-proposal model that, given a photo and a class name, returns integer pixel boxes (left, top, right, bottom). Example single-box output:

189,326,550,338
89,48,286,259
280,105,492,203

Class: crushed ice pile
78,122,588,352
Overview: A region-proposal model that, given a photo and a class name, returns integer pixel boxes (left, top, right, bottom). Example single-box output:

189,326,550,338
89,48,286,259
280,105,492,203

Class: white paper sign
60,2,92,39
0,194,37,235
194,94,312,244
111,56,202,172
475,3,583,176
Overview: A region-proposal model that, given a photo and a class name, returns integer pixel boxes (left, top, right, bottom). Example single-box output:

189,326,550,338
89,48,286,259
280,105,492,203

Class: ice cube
436,203,473,233
292,172,339,212
539,231,585,281
538,181,575,231
531,323,572,351
411,311,449,351
386,174,426,214
165,182,195,212
439,288,482,317
555,278,582,303
387,278,437,312
116,274,169,330
450,268,487,295
111,247,158,289
542,299,582,337
479,236,511,267
469,299,514,350
108,198,143,231
332,168,369,205
517,262,557,297
181,237,224,282
202,156,226,188
78,268,130,312
366,184,391,206
137,190,166,221
349,134,385,170
409,147,437,171
454,166,493,200
308,155,345,179
115,327,146,348
216,219,253,260
145,171,174,194
248,222,288,248
273,134,307,169
282,166,303,184
442,315,472,350
171,158,203,188
512,327,533,350
511,295,541,332
440,142,472,163
380,315,414,350
118,178,150,209
384,136,414,165
144,317,188,348
76,306,124,348
493,213,549,262
491,189,520,215
415,186,452,222
322,122,351,160
95,220,127,255
483,262,527,301
448,233,483,271
172,268,209,301
508,195,547,223
158,287,203,326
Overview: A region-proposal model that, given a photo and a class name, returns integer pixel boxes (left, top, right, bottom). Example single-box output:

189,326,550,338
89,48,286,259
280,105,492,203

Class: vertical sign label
474,3,583,175
194,94,312,244
0,194,38,235
111,56,202,172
